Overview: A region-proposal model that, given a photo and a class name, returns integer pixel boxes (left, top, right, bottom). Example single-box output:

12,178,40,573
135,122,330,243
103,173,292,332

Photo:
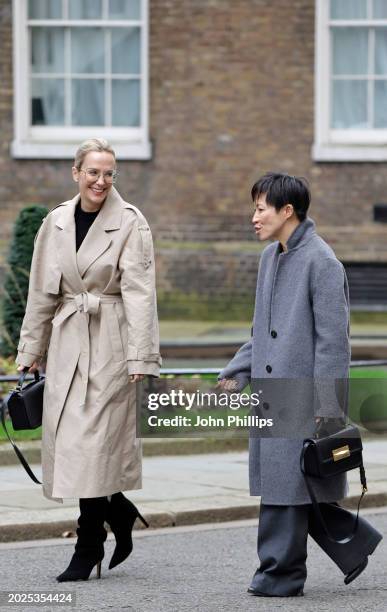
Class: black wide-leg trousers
249,502,383,596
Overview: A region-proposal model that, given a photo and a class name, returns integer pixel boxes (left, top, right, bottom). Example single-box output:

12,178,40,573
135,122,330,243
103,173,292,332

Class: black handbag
0,369,44,485
7,369,45,430
300,423,367,544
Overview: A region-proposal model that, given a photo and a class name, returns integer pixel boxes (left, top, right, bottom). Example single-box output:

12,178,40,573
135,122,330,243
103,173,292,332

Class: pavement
1,511,387,611
0,437,247,466
0,439,386,543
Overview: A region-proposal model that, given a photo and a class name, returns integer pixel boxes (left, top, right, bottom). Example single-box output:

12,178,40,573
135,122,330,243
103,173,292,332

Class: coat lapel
55,194,85,292
76,187,123,278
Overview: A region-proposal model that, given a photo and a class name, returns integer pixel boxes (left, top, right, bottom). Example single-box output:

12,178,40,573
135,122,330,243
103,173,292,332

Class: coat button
263,402,270,410
266,365,272,373
271,330,277,338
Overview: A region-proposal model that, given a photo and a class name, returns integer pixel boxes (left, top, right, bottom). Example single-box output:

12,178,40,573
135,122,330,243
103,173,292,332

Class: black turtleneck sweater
74,203,100,251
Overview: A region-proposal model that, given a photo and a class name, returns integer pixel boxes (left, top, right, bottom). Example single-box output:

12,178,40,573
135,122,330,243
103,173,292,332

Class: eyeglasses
79,168,118,184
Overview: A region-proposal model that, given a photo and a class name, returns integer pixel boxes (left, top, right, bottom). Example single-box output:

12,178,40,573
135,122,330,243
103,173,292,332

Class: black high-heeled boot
56,497,109,582
106,492,149,570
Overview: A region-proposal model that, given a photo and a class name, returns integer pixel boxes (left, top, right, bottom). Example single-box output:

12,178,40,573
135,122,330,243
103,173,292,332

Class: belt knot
74,292,101,315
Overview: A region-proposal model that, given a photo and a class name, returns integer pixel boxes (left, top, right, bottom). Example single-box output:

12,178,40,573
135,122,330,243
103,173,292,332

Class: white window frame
313,0,387,162
11,0,151,159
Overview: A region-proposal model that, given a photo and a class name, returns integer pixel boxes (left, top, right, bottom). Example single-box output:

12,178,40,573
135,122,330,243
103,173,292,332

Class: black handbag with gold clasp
300,423,367,544
0,369,44,484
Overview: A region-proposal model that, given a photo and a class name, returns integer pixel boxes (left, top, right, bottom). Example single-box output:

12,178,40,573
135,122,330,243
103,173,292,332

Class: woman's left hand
129,374,145,383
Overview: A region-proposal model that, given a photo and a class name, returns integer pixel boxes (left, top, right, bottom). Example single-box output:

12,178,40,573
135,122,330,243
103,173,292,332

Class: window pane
375,81,387,127
71,29,105,74
373,0,387,18
375,30,387,74
28,0,62,19
72,79,105,125
330,0,367,19
31,78,65,125
112,28,140,74
332,80,368,128
112,80,140,126
31,28,64,73
332,28,368,75
109,0,141,20
69,0,102,19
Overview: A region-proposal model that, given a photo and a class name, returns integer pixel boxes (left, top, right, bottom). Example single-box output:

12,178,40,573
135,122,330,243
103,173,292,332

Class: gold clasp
332,445,350,462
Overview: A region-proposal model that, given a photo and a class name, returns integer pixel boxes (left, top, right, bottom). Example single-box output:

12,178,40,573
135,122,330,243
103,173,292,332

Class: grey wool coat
16,188,161,502
219,218,350,505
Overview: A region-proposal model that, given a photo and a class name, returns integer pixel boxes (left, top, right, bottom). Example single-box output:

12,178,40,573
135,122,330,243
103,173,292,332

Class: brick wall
1,0,387,317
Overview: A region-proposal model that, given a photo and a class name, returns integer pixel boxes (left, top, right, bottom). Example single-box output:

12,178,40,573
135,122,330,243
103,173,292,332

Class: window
314,0,387,161
344,262,387,310
12,0,151,159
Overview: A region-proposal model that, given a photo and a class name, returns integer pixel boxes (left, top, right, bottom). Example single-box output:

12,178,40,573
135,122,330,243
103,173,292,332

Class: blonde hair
74,138,116,170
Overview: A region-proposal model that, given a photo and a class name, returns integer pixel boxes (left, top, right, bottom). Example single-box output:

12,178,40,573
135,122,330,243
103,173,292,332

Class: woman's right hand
216,378,239,391
17,361,40,374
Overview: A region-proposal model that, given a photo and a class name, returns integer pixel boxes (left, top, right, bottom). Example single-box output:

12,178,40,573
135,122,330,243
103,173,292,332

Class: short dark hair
251,172,311,222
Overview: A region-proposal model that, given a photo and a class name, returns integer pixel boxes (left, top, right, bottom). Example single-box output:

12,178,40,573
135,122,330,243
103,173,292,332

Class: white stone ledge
312,144,387,162
11,140,152,160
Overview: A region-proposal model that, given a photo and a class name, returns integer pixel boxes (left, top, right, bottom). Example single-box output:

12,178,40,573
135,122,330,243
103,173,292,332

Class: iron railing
0,360,387,385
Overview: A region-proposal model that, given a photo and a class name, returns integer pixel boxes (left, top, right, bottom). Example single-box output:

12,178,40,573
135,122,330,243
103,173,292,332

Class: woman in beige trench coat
16,138,161,582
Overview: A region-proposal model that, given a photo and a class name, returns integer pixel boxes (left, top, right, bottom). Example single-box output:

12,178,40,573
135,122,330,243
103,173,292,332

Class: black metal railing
1,360,387,385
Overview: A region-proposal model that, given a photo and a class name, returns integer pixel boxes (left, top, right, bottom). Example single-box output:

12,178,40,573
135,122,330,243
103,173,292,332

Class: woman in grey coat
218,172,382,597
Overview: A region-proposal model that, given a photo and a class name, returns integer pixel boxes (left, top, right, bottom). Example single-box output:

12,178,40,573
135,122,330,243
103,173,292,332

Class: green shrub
0,355,17,396
0,206,48,357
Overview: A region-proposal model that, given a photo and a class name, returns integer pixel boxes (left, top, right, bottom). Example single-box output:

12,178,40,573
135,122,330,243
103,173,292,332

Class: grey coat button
271,330,277,338
266,365,272,373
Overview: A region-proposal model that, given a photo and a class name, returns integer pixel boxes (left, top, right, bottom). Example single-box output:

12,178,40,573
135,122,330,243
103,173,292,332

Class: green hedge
1,206,48,356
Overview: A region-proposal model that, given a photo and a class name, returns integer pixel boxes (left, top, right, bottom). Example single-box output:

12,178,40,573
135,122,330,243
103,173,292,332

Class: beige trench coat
16,187,161,502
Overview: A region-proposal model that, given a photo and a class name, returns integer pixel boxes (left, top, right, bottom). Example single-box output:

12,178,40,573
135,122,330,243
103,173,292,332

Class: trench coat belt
52,292,124,405
52,292,123,328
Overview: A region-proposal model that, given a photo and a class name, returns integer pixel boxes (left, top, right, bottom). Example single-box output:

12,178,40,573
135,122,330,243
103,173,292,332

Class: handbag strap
0,399,42,485
300,442,367,544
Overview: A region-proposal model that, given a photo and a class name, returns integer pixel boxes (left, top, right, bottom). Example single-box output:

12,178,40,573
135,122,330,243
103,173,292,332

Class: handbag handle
300,442,367,544
17,368,40,390
0,399,42,485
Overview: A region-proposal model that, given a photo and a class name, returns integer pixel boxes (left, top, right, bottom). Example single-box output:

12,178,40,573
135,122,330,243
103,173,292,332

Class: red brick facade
1,0,387,316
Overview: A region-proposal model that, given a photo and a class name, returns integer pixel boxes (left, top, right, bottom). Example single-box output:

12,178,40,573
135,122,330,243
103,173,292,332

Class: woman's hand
216,378,239,391
129,374,145,383
17,361,40,374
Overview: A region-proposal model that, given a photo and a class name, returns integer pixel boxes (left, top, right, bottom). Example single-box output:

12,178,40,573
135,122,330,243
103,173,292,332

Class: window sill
11,140,152,160
312,144,387,162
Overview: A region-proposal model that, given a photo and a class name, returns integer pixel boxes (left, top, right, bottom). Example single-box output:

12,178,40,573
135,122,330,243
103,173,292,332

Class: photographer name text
147,415,273,428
